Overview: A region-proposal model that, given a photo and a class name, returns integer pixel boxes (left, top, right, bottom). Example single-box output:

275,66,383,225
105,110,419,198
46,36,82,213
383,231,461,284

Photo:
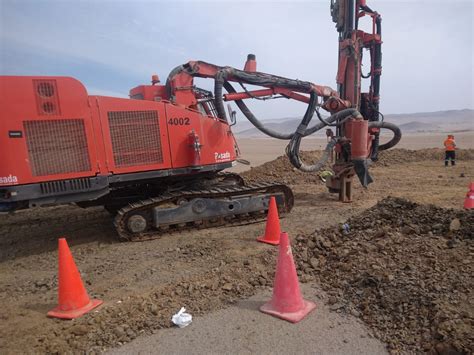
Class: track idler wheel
127,214,149,234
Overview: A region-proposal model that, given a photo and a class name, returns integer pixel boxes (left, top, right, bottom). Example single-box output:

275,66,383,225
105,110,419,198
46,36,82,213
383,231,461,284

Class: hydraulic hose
165,64,186,99
169,63,401,173
214,69,365,171
214,68,364,172
223,81,320,139
221,80,352,140
287,109,362,171
214,68,336,139
214,67,399,171
368,121,402,151
288,137,338,173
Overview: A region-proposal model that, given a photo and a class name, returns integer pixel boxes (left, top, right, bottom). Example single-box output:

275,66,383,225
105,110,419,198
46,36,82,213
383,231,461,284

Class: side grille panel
40,178,92,195
24,119,91,176
107,110,163,168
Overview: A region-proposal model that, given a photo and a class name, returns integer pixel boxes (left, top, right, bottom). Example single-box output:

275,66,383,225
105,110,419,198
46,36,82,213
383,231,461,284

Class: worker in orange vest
444,134,456,167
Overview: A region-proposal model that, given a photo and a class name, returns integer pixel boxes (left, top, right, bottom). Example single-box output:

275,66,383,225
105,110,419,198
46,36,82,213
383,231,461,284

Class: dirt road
0,148,473,354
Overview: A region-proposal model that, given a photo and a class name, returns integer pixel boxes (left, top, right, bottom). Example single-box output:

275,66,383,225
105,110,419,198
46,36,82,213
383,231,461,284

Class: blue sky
1,0,472,119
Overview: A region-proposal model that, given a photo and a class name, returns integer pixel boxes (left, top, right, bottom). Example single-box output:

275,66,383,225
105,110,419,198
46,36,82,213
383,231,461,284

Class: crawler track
114,179,294,242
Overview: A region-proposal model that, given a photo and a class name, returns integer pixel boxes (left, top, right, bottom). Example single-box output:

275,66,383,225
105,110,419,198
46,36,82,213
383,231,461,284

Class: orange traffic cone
257,196,282,245
260,232,316,323
464,182,474,209
47,238,102,319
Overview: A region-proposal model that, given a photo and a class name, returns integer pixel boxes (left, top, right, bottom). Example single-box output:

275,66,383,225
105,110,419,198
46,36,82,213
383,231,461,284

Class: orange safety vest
444,138,456,151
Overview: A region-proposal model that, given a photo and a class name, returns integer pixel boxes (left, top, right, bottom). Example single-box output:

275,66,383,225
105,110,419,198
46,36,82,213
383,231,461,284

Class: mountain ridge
233,109,473,138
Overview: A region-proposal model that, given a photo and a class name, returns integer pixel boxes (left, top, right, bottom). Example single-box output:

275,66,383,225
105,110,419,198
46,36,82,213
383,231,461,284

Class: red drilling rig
0,0,400,241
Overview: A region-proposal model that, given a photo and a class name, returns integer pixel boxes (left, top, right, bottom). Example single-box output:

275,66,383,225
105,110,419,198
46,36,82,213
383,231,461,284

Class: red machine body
0,76,237,209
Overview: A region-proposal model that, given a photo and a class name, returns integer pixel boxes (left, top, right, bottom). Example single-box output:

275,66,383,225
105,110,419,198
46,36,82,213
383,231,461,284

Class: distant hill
398,121,441,132
234,109,473,137
385,109,473,124
236,118,304,138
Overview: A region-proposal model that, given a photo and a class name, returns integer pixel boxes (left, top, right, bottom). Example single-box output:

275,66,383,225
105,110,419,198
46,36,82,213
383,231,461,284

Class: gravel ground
111,285,387,355
0,149,473,354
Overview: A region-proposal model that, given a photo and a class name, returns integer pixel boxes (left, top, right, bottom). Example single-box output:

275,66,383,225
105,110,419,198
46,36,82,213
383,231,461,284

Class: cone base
464,200,474,209
47,299,103,319
260,299,316,323
256,235,280,245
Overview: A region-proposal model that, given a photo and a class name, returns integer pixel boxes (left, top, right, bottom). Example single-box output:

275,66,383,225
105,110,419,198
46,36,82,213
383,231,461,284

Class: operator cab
193,88,220,119
129,75,223,121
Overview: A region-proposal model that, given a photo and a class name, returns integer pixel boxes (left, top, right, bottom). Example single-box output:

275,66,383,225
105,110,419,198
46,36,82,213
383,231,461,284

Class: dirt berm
242,148,474,184
292,197,473,354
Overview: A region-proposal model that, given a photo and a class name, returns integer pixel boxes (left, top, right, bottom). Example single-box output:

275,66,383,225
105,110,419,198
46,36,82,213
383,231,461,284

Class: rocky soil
1,148,473,354
292,197,473,354
34,248,277,354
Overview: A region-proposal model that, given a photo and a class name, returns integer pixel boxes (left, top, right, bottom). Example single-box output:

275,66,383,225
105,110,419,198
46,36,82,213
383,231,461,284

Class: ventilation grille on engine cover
107,110,163,167
40,177,92,195
24,119,91,176
33,80,61,116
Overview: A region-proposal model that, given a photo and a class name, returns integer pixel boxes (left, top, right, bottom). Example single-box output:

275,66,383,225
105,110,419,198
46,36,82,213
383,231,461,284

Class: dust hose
289,138,338,173
368,121,402,151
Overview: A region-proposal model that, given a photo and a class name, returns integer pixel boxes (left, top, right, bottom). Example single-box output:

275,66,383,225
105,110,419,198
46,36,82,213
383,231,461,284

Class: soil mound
375,148,474,166
241,148,474,183
293,197,473,353
242,151,326,184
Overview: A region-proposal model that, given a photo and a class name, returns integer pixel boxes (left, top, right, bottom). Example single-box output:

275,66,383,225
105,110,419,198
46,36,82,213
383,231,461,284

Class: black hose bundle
166,62,401,173
223,81,325,139
212,67,371,172
214,68,327,139
286,108,362,172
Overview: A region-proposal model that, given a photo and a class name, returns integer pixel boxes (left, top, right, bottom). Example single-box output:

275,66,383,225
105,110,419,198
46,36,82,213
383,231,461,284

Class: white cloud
1,0,472,117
